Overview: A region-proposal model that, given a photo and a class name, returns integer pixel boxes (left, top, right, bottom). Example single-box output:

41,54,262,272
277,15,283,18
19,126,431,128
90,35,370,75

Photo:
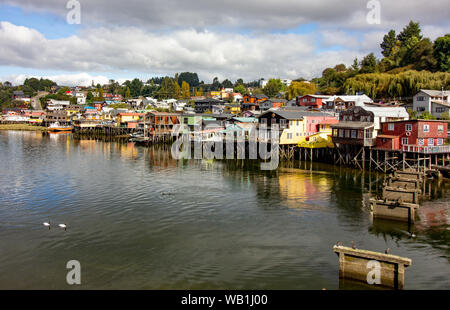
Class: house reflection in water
277,169,332,210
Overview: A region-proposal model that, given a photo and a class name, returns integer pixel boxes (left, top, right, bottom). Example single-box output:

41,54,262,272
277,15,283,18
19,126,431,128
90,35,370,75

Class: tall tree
181,81,190,99
397,21,422,48
173,80,181,99
130,78,143,98
381,30,397,57
433,34,450,72
262,79,284,97
360,53,378,73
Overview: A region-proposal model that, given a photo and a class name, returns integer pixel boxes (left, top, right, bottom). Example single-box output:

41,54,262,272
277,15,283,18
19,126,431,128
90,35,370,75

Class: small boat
48,122,72,132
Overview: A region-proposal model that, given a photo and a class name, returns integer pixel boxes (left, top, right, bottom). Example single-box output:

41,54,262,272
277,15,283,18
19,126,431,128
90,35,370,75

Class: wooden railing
402,144,450,154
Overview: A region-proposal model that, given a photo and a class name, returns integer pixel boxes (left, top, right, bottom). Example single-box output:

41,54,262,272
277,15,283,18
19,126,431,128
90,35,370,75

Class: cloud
0,21,366,82
1,72,112,87
2,0,449,31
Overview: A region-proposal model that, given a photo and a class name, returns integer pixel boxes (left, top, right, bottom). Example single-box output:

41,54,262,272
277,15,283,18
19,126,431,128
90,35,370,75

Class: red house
376,120,448,151
296,95,330,109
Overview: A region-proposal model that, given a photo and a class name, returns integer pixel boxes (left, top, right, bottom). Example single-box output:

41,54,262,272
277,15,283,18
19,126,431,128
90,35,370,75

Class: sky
0,0,448,86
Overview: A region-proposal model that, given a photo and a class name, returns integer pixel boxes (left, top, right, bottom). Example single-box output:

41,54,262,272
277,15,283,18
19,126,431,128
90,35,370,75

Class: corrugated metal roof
331,122,374,129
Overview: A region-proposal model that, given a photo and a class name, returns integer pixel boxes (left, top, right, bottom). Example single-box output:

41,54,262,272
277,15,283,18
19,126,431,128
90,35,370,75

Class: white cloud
0,21,367,82
1,73,114,87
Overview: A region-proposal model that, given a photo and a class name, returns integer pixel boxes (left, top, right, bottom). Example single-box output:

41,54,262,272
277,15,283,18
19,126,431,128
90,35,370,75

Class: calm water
0,131,448,289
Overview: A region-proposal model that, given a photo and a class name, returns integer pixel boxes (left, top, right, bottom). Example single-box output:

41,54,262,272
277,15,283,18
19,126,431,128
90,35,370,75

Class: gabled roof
418,89,450,97
259,109,334,120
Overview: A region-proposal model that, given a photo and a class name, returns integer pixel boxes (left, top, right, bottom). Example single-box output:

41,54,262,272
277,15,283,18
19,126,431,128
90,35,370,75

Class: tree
173,80,181,99
222,79,233,88
433,34,450,72
86,91,93,102
286,81,317,100
181,81,190,99
234,84,246,95
262,79,284,97
418,111,436,120
99,88,104,99
397,21,422,47
124,87,131,99
360,53,378,73
403,38,437,70
440,111,450,120
130,78,143,98
178,72,199,87
334,64,347,72
235,78,244,86
351,58,360,72
381,30,397,57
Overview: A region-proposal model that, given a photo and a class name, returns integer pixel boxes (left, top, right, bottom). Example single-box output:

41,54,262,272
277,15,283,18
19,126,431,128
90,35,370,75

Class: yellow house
280,118,307,145
116,113,144,127
224,104,241,115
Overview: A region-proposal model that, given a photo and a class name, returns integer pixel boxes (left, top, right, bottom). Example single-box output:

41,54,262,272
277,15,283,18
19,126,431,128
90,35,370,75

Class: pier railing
402,144,450,154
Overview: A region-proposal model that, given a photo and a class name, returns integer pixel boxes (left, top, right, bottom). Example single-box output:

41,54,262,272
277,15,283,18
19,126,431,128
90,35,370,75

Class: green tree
397,21,422,47
124,87,131,99
130,78,143,97
86,91,93,102
234,84,246,95
381,30,397,57
418,111,436,120
403,38,437,70
433,34,450,72
360,53,378,74
286,81,317,100
262,79,284,97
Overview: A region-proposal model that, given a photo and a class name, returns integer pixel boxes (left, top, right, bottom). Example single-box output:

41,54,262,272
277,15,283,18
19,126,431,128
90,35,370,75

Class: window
388,123,395,131
417,107,426,112
417,96,425,101
358,130,363,139
311,98,316,102
345,130,350,138
436,107,445,113
351,130,357,138
418,138,424,146
405,124,412,131
423,124,430,132
401,137,408,145
287,133,293,139
303,98,307,102
438,125,444,132
437,138,443,145
339,129,344,137
428,138,434,146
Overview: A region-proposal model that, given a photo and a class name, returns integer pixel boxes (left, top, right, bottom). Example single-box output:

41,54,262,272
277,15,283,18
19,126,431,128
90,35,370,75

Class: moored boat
48,122,73,132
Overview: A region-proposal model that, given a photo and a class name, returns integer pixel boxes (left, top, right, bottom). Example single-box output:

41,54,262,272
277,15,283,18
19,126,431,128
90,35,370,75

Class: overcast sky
0,0,448,86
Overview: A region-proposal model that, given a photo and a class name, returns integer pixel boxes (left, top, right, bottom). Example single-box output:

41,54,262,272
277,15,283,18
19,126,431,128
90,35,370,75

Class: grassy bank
0,124,48,131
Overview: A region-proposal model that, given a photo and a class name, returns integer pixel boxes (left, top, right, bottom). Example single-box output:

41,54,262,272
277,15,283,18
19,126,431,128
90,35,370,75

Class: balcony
402,144,450,154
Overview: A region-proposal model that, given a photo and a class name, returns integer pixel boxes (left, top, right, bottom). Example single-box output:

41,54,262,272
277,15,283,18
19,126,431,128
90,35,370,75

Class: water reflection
0,131,448,289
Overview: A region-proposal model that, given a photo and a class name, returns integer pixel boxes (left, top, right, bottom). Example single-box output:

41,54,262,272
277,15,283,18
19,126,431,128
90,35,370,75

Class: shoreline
0,124,48,131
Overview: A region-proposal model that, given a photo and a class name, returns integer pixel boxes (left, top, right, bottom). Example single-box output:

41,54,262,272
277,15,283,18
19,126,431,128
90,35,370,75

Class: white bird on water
58,223,67,231
43,222,51,229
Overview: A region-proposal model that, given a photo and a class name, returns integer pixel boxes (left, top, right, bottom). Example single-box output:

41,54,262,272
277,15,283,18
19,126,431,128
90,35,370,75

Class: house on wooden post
331,106,409,169
143,111,180,136
376,120,449,154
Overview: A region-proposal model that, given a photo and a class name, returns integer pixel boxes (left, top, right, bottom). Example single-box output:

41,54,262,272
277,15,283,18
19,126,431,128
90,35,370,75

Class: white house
413,89,450,118
47,99,70,111
324,95,374,111
75,92,86,105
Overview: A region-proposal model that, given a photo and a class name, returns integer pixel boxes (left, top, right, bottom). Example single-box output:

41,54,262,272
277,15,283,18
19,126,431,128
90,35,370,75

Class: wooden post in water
333,245,412,289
